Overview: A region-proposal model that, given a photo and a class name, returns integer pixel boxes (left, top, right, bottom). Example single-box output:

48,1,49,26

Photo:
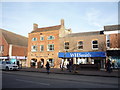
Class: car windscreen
6,61,12,64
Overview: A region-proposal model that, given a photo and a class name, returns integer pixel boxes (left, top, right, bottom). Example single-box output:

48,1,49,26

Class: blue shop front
58,51,106,69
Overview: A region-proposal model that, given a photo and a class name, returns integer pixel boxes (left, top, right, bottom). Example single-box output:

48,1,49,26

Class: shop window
32,37,37,41
78,41,83,50
48,59,54,67
31,45,37,52
47,44,54,51
64,42,69,50
40,36,44,41
92,40,98,50
48,36,55,40
40,45,44,52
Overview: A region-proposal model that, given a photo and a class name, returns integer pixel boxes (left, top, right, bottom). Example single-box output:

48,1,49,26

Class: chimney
61,19,64,26
33,23,38,30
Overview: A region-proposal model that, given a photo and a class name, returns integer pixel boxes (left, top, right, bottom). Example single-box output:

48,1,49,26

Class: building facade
0,29,28,67
58,31,106,69
104,25,120,68
27,19,71,68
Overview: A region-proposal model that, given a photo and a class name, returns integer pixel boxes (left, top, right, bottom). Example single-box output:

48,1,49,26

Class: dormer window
48,36,55,40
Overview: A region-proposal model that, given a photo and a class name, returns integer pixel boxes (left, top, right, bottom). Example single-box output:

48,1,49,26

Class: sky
0,1,119,37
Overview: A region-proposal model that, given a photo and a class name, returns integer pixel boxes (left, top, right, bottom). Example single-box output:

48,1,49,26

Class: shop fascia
58,52,106,58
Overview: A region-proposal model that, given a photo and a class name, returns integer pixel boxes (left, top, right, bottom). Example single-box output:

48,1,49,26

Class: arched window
92,40,98,49
47,36,55,40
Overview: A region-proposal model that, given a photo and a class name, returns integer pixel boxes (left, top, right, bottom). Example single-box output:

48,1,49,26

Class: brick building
0,29,28,67
27,19,71,68
104,25,120,68
58,31,106,69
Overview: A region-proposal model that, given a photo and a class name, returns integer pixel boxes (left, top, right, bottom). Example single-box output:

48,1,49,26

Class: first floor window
31,45,37,52
92,40,98,49
40,45,44,52
47,44,54,51
64,42,69,50
32,37,37,41
78,41,83,50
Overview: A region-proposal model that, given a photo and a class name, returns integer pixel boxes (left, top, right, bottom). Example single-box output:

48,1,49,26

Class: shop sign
58,52,106,58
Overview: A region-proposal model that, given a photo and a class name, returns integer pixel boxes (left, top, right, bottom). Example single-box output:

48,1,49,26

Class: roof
0,29,28,47
104,25,120,31
31,25,61,33
65,31,102,37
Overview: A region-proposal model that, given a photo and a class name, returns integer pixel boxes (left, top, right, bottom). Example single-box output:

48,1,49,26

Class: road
1,70,119,88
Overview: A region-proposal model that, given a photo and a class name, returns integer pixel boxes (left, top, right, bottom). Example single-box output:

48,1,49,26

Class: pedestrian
46,61,50,74
106,59,112,73
69,60,72,72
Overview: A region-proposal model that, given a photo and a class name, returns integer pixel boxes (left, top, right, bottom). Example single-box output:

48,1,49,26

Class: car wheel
5,66,9,71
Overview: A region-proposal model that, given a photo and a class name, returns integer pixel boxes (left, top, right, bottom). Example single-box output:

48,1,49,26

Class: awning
58,52,106,58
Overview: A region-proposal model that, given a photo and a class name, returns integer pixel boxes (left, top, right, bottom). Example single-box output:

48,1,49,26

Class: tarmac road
2,71,119,88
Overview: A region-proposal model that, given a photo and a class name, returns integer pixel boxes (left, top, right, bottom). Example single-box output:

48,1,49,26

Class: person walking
46,61,50,74
106,59,112,73
69,60,72,72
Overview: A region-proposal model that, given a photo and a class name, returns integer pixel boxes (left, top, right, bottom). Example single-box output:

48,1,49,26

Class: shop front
107,50,120,69
58,51,106,69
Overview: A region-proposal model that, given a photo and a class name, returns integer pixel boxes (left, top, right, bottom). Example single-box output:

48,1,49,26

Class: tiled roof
31,25,61,33
66,31,102,37
0,29,28,47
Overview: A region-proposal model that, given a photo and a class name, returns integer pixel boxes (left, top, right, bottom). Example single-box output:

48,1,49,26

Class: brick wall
12,45,27,56
0,36,9,56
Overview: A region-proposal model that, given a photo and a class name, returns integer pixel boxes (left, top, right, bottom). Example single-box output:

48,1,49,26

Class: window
40,45,44,52
0,45,4,52
47,44,54,51
78,41,83,50
40,36,44,41
31,45,37,52
32,37,37,41
64,42,69,50
106,35,110,48
48,36,55,40
92,40,98,49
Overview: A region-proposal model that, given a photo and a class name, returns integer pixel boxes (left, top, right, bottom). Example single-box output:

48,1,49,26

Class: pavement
19,67,120,78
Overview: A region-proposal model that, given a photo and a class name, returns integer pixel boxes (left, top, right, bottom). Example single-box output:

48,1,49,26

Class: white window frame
0,45,4,53
77,41,83,50
64,42,69,50
40,45,44,52
106,34,110,48
47,35,55,40
31,45,37,52
40,36,44,41
32,37,37,41
92,40,98,50
47,44,54,51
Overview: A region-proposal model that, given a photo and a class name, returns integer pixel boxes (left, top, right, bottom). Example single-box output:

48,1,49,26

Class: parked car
0,61,19,71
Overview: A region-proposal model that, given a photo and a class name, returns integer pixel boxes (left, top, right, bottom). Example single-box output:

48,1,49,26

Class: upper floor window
106,34,110,48
48,36,55,40
47,44,54,51
31,45,37,52
92,40,98,50
64,42,69,50
40,36,44,41
32,37,37,41
40,45,44,52
0,45,4,53
78,41,83,50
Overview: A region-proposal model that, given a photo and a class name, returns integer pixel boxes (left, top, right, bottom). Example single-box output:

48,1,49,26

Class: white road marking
16,79,50,86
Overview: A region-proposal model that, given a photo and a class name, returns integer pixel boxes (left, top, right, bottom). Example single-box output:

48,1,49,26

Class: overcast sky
1,1,119,37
